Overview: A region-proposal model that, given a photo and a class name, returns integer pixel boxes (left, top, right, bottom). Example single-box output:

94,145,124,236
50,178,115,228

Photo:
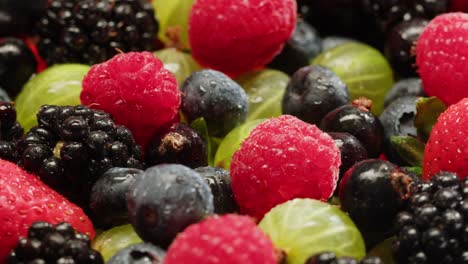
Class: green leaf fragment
414,97,446,142
390,136,425,167
402,167,423,177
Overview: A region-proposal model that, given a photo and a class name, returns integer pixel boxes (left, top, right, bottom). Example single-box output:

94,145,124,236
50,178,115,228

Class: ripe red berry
423,98,468,179
0,160,94,262
188,0,297,77
230,115,341,220
416,12,468,105
165,214,278,264
81,52,181,148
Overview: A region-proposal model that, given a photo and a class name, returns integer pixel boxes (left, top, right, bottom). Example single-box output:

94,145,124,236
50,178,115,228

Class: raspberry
422,98,468,179
164,214,278,264
416,12,468,105
188,0,296,77
81,52,181,148
230,115,341,220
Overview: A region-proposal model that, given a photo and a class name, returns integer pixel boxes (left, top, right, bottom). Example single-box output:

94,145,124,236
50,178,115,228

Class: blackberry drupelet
363,0,450,32
393,172,467,264
18,105,144,206
0,102,24,162
7,222,103,264
36,0,159,66
306,252,383,264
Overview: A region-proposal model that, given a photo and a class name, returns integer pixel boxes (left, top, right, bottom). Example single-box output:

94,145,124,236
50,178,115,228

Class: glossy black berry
107,243,165,264
181,69,248,137
339,159,418,247
36,0,159,65
7,222,103,264
282,65,349,125
19,105,144,207
126,164,214,248
195,166,239,214
319,101,384,158
145,123,207,169
385,19,428,77
328,132,368,179
90,167,143,228
0,38,37,97
393,171,467,264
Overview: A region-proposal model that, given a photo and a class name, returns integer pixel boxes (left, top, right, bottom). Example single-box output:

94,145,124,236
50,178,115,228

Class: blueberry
339,159,418,247
195,166,239,214
107,243,165,264
0,38,37,97
90,167,143,228
379,96,418,165
282,65,349,125
268,20,322,75
181,69,248,137
145,123,207,169
320,103,384,158
126,164,214,248
384,78,425,108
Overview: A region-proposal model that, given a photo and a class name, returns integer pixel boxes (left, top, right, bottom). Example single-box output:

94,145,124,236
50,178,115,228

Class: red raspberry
165,214,278,264
230,115,341,220
423,98,468,179
81,52,181,148
0,160,95,262
416,13,468,105
188,0,296,77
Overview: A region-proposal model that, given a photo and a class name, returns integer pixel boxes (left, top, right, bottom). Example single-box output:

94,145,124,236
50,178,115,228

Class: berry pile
18,105,144,205
0,1,468,264
36,0,159,65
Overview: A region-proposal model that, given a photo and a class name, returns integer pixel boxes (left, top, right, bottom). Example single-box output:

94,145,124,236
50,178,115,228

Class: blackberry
393,172,467,264
7,221,103,264
0,102,23,162
306,252,383,264
18,105,144,207
36,0,159,66
363,0,450,33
